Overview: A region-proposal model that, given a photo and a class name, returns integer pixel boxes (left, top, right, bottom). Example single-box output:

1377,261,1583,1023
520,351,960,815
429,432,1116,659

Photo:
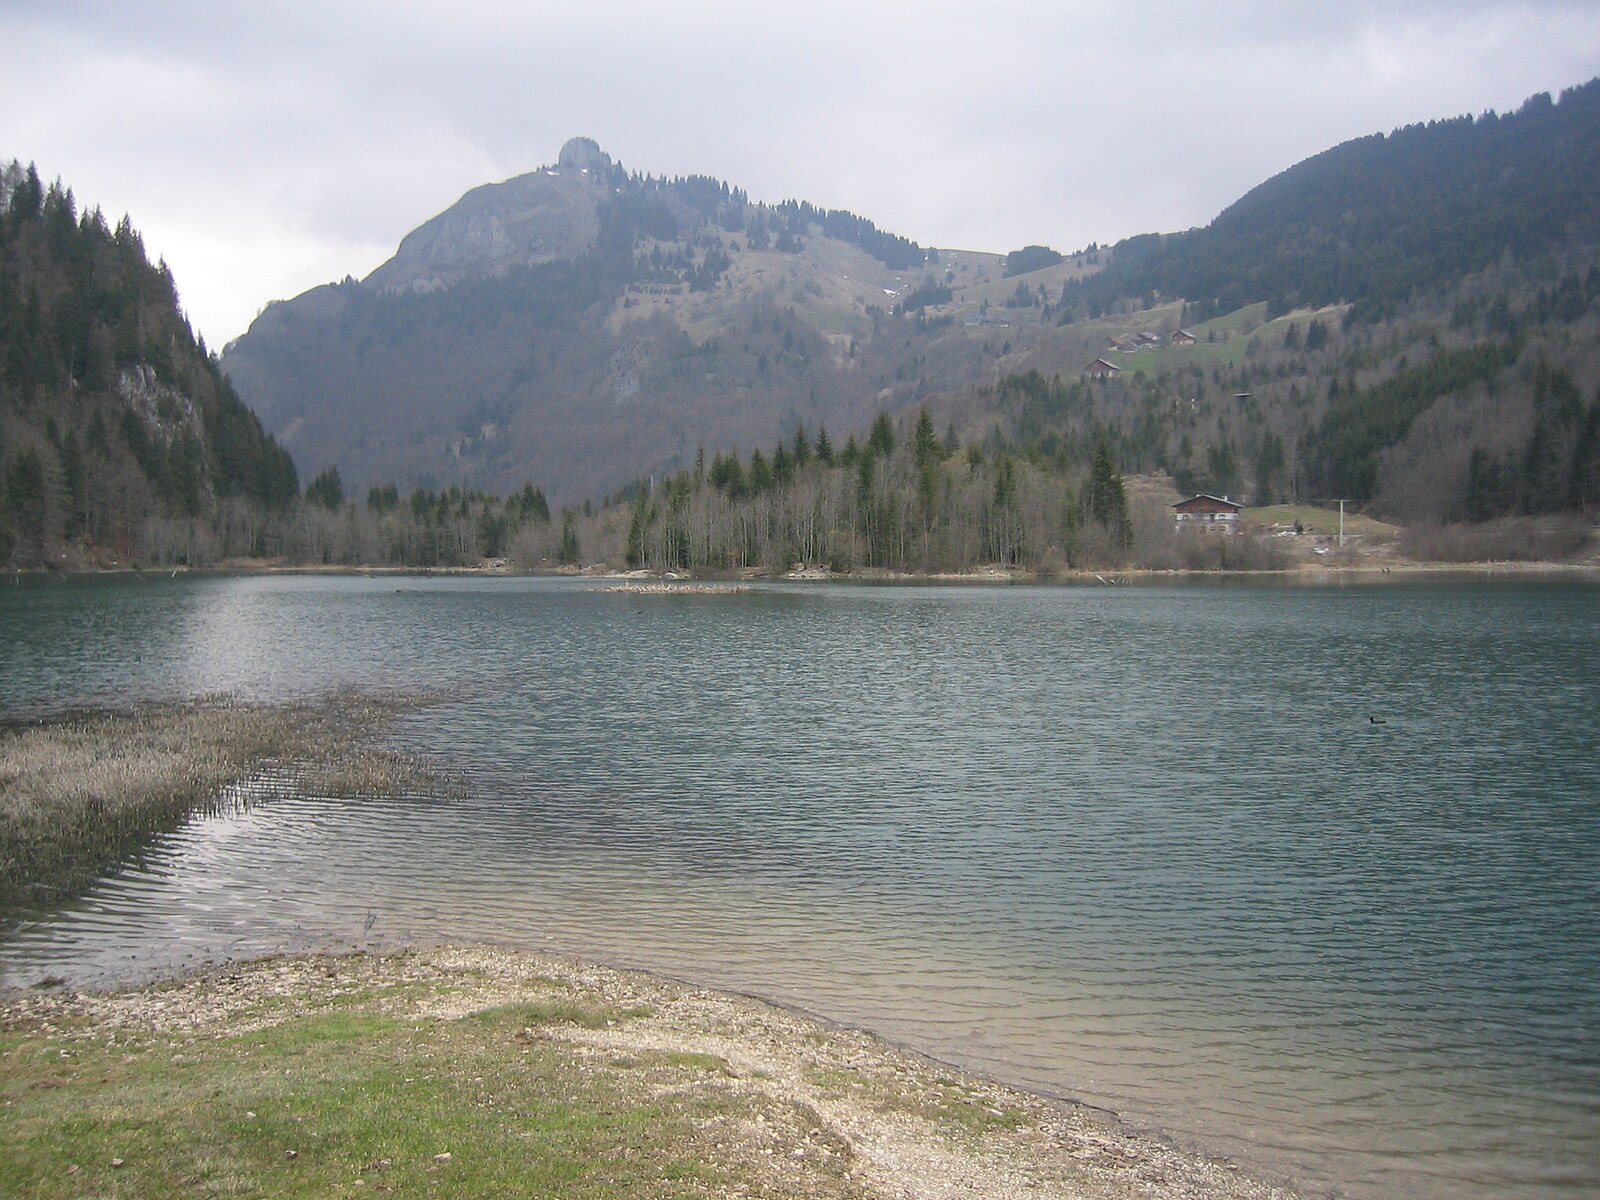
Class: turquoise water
2,573,1597,1199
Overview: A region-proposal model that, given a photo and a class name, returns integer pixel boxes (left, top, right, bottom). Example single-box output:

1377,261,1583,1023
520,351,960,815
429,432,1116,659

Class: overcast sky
4,1,1599,348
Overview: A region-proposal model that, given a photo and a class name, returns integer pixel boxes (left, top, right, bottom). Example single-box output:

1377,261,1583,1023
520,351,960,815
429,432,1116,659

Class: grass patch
1245,504,1400,539
1190,300,1269,337
0,693,459,911
659,1051,735,1074
806,1066,1026,1139
480,1000,654,1031
0,989,855,1200
1,1012,682,1197
1115,341,1242,374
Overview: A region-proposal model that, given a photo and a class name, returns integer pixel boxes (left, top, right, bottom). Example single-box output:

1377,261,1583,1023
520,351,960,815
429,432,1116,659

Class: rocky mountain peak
558,137,611,173
362,147,609,296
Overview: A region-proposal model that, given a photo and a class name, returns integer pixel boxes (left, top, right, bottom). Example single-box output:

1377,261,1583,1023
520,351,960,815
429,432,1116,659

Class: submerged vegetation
0,694,456,910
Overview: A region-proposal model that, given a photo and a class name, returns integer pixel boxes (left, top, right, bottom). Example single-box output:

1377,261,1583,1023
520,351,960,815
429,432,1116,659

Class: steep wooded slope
1061,79,1600,323
0,163,297,566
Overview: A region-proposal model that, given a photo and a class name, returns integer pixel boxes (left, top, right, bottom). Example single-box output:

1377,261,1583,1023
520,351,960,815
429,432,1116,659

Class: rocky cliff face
365,156,608,296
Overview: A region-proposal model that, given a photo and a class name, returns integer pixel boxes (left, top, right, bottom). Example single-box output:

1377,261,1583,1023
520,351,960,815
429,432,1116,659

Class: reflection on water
2,574,1599,1200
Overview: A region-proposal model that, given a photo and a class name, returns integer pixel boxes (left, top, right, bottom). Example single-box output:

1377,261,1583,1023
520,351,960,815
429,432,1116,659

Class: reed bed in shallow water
0,694,459,909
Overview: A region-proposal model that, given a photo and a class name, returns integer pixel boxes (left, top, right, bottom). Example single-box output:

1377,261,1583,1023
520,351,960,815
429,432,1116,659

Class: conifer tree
305,466,345,510
791,423,811,465
913,407,939,469
748,449,774,493
815,424,834,465
867,411,895,458
558,511,581,565
1084,442,1132,549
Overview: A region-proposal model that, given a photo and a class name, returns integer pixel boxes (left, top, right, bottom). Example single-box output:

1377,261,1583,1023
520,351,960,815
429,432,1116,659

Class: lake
2,572,1597,1199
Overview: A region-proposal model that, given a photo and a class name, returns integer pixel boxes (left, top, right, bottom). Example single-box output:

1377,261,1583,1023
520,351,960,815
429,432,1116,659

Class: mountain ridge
221,81,1600,528
1062,78,1600,324
222,141,986,502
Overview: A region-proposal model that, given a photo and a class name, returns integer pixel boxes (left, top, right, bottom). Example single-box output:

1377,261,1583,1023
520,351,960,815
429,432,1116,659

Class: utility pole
1337,499,1348,548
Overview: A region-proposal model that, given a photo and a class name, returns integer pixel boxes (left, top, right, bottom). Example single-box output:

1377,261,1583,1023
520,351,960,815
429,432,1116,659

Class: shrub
1399,515,1594,562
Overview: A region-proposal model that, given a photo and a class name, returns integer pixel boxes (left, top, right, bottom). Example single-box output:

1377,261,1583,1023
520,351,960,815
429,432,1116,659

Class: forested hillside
225,82,1600,557
14,77,1598,575
0,162,298,566
1060,79,1600,325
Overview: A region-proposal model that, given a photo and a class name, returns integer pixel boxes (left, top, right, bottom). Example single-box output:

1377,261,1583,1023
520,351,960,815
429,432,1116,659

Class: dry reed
0,693,457,910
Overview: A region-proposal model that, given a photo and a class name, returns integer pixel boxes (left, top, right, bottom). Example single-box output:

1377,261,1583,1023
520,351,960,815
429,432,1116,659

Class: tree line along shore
12,429,1599,579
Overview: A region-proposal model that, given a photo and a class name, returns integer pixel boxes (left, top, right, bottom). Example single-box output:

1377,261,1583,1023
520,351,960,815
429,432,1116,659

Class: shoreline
0,693,1309,1196
1,943,1308,1200
9,556,1598,585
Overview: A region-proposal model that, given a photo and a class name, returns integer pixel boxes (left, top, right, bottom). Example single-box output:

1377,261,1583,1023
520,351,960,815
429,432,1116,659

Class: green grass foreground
0,695,455,910
0,947,1303,1200
1,994,763,1197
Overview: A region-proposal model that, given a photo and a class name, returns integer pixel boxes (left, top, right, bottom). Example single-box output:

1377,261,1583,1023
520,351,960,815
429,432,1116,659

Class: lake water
2,573,1597,1199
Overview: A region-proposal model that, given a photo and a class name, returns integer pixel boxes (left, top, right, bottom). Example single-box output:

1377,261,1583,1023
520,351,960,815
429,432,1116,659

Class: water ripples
2,576,1598,1199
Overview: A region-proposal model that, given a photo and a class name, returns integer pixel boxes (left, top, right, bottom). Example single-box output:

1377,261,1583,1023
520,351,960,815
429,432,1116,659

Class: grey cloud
3,1,1597,343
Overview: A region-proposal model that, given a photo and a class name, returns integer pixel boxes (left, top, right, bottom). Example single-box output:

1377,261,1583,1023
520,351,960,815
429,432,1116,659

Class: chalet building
1171,329,1197,346
1084,358,1121,378
1172,493,1243,532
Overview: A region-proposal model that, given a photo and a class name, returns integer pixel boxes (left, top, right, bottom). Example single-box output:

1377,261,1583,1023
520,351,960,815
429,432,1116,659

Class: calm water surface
2,573,1597,1200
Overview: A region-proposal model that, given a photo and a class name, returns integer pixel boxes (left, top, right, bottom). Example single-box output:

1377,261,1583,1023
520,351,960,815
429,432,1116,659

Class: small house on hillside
1171,329,1197,346
1172,493,1242,532
1084,358,1121,378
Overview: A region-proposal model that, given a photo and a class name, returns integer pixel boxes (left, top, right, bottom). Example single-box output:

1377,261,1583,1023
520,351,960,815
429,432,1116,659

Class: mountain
0,163,297,567
225,84,1600,539
1061,78,1600,324
222,137,1064,503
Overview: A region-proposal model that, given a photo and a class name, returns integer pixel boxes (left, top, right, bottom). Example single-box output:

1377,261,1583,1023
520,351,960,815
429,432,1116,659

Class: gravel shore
3,944,1308,1200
